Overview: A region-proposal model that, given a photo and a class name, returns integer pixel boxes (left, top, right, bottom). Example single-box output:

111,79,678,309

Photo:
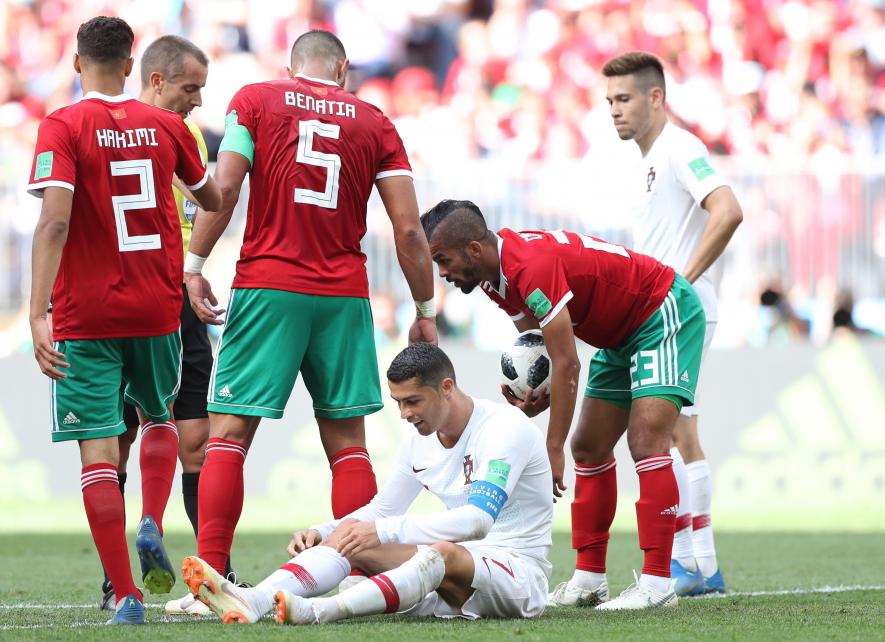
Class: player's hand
184,272,226,325
500,384,550,417
287,529,322,557
547,445,567,501
29,316,69,380
335,520,381,558
408,316,438,345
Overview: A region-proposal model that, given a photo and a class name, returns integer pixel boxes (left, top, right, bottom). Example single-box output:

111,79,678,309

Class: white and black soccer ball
500,330,551,400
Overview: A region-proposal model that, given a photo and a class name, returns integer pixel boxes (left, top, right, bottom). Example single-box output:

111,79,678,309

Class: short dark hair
602,51,666,98
387,343,456,388
420,199,491,247
77,16,134,64
140,35,208,89
290,30,346,68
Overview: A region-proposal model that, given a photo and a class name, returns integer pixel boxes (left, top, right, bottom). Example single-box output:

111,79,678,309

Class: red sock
198,438,246,574
82,464,138,603
635,454,678,578
330,447,377,518
572,460,617,573
139,421,179,534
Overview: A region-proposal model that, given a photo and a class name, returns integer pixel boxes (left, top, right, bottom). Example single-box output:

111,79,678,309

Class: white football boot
164,592,213,616
595,571,677,611
547,579,610,607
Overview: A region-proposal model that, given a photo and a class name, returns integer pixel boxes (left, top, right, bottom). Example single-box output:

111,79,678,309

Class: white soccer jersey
633,122,729,321
312,398,553,570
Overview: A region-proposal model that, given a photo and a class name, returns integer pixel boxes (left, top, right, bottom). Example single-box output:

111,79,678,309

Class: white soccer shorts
400,543,549,620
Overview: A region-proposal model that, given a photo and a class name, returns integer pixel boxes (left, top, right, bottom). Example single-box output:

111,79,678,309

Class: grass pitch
1,532,883,640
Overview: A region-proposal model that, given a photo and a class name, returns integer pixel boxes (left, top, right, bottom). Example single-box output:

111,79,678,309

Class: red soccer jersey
481,229,676,348
225,73,412,298
27,92,209,340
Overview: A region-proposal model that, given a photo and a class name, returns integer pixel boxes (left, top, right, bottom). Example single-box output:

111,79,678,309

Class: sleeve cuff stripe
539,291,574,328
185,168,210,192
376,169,413,180
27,181,75,197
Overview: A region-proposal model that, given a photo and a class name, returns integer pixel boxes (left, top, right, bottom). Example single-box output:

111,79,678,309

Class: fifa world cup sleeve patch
468,480,508,520
218,110,255,166
485,460,511,488
526,288,552,320
34,151,53,180
688,157,715,181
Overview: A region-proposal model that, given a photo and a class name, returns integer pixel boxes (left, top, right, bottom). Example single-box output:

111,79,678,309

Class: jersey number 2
294,120,341,209
110,159,159,252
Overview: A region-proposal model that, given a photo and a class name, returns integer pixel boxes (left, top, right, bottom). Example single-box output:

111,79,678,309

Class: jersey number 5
294,120,341,209
110,159,160,252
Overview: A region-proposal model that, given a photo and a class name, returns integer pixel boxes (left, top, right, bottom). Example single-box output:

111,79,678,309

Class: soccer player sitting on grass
181,343,553,624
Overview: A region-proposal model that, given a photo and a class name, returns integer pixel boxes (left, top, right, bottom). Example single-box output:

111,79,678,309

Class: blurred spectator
748,280,811,346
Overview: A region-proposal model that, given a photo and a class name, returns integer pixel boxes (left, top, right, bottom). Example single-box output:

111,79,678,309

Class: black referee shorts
123,284,213,427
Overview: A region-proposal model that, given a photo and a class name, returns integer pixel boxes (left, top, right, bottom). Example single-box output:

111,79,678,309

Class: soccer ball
500,330,551,400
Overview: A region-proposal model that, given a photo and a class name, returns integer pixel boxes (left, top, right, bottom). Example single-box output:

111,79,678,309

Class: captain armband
467,480,508,520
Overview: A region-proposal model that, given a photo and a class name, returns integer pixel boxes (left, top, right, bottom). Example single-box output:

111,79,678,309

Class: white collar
293,73,340,88
81,91,132,103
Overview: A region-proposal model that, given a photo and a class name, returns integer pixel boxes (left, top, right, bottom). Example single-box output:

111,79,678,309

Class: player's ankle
571,569,607,590
696,555,718,577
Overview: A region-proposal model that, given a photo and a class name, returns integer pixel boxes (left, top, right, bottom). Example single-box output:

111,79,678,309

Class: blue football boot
136,515,176,594
670,559,705,597
703,568,727,594
106,593,145,625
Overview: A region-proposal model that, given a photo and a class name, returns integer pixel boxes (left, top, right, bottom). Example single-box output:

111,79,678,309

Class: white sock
313,547,445,623
669,447,696,570
570,569,607,590
639,573,672,594
686,459,718,577
251,545,351,616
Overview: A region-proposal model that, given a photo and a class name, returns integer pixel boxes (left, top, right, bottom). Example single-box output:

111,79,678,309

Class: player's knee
430,541,458,562
626,427,670,460
570,437,613,465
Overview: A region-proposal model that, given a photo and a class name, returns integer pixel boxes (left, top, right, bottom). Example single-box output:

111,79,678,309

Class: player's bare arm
377,175,438,345
184,151,249,324
539,307,581,498
29,186,72,380
682,185,743,284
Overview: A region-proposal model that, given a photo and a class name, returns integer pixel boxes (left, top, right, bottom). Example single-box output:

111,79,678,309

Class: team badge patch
34,151,53,180
646,166,656,192
526,288,552,319
688,157,715,180
463,454,474,484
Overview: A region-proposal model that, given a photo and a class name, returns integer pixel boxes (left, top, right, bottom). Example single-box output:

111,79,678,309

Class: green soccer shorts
50,332,182,442
207,288,383,420
585,274,706,409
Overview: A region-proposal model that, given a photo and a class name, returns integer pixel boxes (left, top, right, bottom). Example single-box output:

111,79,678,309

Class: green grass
1,532,884,640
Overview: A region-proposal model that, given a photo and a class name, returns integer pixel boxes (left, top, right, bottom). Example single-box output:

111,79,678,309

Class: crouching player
181,343,553,624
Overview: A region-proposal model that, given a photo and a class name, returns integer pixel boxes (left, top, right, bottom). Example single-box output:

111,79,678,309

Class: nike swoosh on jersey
412,466,427,473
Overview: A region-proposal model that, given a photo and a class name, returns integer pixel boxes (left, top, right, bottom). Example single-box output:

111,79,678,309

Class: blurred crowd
1,0,885,352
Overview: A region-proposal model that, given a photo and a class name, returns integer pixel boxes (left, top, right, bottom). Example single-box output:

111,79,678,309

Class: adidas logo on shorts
218,385,233,399
63,412,80,425
680,371,690,383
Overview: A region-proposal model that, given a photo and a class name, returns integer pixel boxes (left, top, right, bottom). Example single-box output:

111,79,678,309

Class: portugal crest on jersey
646,166,656,192
463,454,474,485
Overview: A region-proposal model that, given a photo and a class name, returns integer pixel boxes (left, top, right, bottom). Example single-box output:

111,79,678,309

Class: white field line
1,585,885,629
699,584,885,598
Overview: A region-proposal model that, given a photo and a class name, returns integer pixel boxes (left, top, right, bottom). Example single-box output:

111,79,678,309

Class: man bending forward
182,343,553,623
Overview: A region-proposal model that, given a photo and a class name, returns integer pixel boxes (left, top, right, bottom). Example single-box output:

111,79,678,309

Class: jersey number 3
294,120,341,209
110,159,160,252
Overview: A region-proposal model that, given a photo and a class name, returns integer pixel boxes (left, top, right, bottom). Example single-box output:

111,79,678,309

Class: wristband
183,251,207,274
415,299,436,318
